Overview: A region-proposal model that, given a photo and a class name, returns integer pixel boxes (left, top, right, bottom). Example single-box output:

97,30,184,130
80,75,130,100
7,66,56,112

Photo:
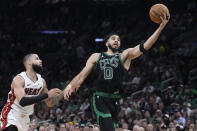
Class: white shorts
0,109,30,131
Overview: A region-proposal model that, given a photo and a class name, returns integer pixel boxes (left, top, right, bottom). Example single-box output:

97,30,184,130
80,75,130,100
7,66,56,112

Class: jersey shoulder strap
96,53,102,63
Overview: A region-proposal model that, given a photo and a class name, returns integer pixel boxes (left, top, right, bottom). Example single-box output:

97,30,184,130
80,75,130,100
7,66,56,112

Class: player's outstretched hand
160,12,170,29
48,88,62,98
63,85,74,101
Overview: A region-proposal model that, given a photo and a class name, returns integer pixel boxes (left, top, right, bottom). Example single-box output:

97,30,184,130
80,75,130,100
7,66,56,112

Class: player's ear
26,59,32,66
106,42,108,47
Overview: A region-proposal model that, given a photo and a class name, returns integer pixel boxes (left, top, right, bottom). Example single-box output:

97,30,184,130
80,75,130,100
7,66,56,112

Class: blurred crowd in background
0,0,197,130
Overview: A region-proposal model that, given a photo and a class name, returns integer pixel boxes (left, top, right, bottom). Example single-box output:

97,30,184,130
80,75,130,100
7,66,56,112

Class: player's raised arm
63,53,99,100
41,79,63,107
122,13,170,61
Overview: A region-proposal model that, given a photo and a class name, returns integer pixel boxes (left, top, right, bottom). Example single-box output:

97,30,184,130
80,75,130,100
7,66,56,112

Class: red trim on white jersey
0,89,15,130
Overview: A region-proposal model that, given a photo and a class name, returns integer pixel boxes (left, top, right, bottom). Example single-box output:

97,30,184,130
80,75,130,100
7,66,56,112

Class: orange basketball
149,4,170,24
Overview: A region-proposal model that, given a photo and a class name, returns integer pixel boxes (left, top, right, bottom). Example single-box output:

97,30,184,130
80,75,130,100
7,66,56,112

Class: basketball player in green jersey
64,14,169,131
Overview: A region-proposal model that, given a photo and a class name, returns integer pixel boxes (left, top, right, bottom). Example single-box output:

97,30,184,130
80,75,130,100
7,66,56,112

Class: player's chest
24,81,43,96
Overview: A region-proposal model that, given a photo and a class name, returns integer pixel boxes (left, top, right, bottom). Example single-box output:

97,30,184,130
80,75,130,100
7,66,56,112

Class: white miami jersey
2,72,44,116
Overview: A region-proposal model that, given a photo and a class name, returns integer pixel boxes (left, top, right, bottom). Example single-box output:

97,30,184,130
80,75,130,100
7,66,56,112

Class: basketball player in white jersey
0,54,63,131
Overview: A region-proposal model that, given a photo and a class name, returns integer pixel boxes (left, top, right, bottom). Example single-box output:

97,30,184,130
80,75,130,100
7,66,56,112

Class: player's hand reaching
63,85,75,101
48,88,62,98
160,12,170,29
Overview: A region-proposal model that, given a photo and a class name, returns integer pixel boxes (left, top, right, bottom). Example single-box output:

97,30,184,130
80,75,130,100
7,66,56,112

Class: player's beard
32,64,43,74
108,44,119,53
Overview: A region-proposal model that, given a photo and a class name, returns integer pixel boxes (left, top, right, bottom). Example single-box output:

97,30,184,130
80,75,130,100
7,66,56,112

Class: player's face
30,54,43,73
30,54,42,67
106,35,121,53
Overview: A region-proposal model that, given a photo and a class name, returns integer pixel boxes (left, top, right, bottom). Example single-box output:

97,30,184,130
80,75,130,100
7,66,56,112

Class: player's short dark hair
104,32,120,43
23,53,34,66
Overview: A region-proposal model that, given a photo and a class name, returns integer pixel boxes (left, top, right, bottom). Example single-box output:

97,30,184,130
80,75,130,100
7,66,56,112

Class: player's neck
26,70,37,82
106,50,119,55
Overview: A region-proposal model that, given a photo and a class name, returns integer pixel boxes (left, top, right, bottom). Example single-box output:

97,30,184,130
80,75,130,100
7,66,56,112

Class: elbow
19,97,26,107
19,103,26,107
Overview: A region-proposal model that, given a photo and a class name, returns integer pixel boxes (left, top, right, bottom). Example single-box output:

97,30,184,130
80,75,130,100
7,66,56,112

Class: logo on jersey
25,87,42,95
99,56,119,70
99,56,119,80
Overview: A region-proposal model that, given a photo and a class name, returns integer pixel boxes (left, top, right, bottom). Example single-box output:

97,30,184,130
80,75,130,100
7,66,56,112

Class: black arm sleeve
19,93,48,107
139,43,147,53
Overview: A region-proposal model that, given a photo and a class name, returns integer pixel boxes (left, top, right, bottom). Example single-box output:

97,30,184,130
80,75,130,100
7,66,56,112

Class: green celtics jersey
93,52,128,93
